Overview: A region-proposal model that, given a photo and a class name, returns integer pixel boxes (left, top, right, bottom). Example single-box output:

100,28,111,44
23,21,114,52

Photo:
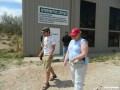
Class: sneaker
50,75,57,81
42,82,50,90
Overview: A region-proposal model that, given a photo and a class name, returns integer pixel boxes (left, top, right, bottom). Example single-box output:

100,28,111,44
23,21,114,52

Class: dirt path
0,60,120,90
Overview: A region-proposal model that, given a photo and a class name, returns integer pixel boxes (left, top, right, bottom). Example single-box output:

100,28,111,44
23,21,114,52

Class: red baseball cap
70,28,80,37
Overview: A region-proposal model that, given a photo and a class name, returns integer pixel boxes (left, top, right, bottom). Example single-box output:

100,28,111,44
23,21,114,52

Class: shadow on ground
53,59,63,63
50,79,73,88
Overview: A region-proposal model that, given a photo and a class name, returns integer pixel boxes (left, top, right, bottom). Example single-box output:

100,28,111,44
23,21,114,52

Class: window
108,7,120,47
80,1,96,47
108,32,119,47
109,7,120,31
80,0,96,28
81,30,95,47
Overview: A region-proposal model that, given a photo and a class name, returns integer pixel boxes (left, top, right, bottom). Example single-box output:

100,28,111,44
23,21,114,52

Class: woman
63,28,89,90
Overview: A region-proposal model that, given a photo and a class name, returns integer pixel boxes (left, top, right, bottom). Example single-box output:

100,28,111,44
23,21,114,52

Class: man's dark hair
65,32,68,35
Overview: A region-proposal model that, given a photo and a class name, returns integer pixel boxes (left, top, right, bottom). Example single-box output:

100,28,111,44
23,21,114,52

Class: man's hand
38,53,43,60
48,55,52,60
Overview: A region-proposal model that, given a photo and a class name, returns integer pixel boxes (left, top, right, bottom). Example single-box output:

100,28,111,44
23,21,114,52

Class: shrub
11,41,16,45
1,34,5,38
2,41,7,44
8,35,11,39
8,42,13,46
7,48,15,53
15,52,24,58
6,38,10,41
0,49,24,59
0,13,22,36
11,35,18,40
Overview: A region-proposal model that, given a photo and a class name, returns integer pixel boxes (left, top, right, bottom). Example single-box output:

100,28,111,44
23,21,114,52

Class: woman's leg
74,64,87,90
70,65,75,85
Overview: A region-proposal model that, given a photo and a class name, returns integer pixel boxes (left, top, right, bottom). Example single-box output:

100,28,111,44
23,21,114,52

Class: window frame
80,0,96,47
108,7,120,47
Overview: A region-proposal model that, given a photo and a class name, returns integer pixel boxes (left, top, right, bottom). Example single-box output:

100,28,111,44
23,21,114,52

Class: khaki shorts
43,55,53,72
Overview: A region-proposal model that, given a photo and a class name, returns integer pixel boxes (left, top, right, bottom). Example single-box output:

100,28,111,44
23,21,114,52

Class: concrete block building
22,0,120,56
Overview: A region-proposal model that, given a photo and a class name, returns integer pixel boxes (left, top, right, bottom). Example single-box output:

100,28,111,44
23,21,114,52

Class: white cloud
0,7,22,17
0,0,22,3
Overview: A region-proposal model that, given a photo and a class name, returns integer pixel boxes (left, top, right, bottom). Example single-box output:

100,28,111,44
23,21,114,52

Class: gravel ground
0,60,120,90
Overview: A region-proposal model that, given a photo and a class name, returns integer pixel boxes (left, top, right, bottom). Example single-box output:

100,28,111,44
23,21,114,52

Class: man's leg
63,46,68,60
42,71,50,90
49,67,57,81
50,67,56,76
42,56,51,90
49,56,57,81
63,46,65,59
45,71,50,83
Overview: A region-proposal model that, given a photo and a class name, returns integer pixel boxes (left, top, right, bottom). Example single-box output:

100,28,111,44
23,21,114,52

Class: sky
0,0,22,17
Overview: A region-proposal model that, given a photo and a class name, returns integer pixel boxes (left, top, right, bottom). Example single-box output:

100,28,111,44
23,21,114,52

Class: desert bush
89,54,120,63
0,13,22,36
0,49,24,70
7,35,23,52
6,38,10,41
0,49,24,59
18,37,23,51
0,63,6,70
8,42,13,46
0,33,8,39
11,35,18,40
10,40,16,46
15,52,24,58
2,41,7,44
16,59,23,66
18,37,22,43
1,34,5,38
7,34,11,39
7,48,15,53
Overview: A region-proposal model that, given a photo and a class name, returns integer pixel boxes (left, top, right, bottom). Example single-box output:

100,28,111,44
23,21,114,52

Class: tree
0,13,22,36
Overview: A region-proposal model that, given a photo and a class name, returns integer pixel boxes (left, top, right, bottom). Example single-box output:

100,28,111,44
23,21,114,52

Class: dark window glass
109,7,120,31
81,30,95,47
108,32,119,47
80,1,96,28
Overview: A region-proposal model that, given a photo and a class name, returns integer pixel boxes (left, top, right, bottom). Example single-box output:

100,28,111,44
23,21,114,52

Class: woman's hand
63,60,67,66
70,58,76,63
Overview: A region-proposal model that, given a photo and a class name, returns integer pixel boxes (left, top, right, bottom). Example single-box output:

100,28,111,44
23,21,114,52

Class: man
62,32,71,59
38,27,57,90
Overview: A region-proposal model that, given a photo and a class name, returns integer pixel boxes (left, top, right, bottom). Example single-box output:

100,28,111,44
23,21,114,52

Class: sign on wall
38,6,69,25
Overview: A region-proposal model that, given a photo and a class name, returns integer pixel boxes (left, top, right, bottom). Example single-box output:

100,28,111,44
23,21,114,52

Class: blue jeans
63,46,68,59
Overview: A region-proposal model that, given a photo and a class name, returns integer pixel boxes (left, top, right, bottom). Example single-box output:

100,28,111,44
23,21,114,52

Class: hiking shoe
42,82,50,90
50,75,57,81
